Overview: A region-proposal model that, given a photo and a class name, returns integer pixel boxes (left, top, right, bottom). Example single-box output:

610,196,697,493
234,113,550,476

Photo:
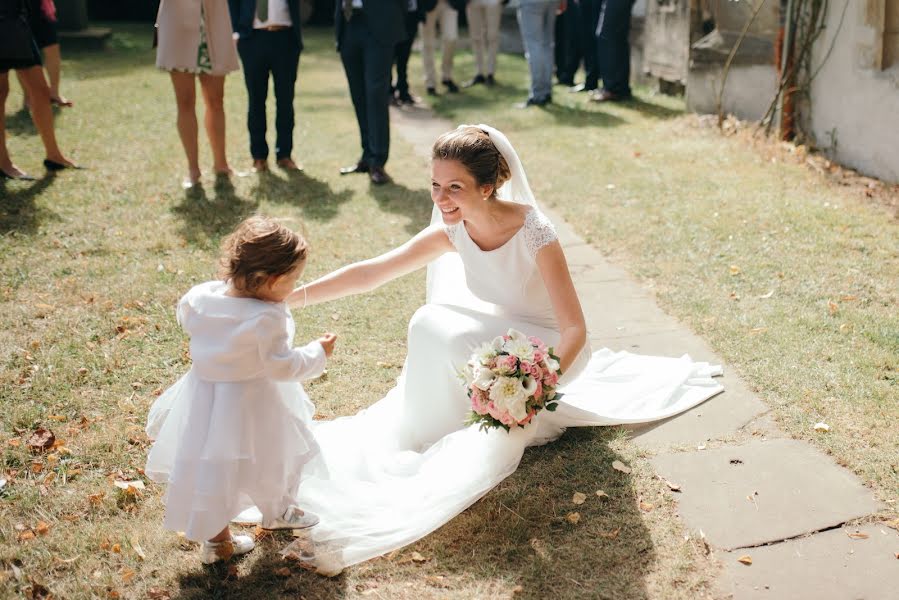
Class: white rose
544,356,560,374
488,376,528,421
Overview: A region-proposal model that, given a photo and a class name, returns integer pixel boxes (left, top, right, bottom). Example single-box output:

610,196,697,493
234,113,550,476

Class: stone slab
650,439,882,550
721,524,899,600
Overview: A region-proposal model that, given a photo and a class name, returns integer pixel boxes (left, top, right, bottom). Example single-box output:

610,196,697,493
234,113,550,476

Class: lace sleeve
524,209,558,258
443,223,459,248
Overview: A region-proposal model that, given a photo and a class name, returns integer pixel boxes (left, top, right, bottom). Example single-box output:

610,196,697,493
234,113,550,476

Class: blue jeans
517,0,557,101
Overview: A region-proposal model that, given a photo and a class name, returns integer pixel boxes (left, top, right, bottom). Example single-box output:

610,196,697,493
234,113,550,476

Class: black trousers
596,0,633,97
579,0,602,90
392,11,419,95
554,3,580,85
340,12,394,168
237,29,301,160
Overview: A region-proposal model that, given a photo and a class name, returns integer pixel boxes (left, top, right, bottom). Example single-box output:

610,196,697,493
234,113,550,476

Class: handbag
0,16,35,61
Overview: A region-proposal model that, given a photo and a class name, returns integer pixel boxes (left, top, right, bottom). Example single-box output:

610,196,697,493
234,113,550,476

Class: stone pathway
390,105,898,599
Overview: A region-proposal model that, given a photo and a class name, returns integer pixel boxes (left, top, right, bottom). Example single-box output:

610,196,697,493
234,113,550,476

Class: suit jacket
335,0,407,51
228,0,303,49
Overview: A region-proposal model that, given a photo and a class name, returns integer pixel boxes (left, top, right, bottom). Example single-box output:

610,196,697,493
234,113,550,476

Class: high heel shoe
1,168,36,181
43,159,82,171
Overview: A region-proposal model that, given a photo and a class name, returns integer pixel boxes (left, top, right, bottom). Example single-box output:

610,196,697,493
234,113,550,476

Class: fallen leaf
662,479,682,492
18,530,36,542
595,527,620,540
529,537,550,560
611,460,632,474
410,551,428,563
846,530,869,540
121,568,136,585
425,575,449,588
275,567,292,577
572,492,587,505
814,422,830,432
828,301,839,315
595,490,610,499
729,265,742,276
35,521,50,536
113,480,145,492
839,323,852,333
737,555,753,565
88,492,105,506
756,290,774,299
7,439,21,447
697,444,707,450
639,501,654,512
111,543,121,553
330,313,340,321
25,581,51,600
566,512,581,524
130,536,146,560
26,428,55,453
146,589,172,600
512,585,525,594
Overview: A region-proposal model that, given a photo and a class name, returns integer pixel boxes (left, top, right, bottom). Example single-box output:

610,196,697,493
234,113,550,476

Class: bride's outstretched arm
535,241,587,373
287,225,453,309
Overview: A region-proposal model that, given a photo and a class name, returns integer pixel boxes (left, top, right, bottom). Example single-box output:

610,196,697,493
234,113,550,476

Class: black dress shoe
426,87,438,96
463,74,486,88
485,74,496,87
43,159,82,171
590,89,632,103
397,90,416,105
1,169,36,180
514,96,551,109
369,166,391,185
442,79,460,93
339,161,369,175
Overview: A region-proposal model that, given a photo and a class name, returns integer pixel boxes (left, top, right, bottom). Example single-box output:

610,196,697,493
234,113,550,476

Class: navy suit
335,0,406,169
228,0,303,161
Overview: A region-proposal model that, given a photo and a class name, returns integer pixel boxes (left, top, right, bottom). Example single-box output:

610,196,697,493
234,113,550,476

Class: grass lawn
0,24,894,600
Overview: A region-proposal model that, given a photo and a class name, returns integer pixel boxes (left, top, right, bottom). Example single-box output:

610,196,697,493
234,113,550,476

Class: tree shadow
396,427,654,599
0,173,58,235
368,181,432,236
250,169,354,223
170,179,259,249
176,536,349,599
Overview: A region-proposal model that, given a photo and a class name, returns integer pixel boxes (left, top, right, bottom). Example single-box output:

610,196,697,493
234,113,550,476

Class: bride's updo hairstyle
219,215,307,297
431,126,511,199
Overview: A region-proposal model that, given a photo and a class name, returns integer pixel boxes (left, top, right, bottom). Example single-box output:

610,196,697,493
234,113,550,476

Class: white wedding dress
261,126,725,575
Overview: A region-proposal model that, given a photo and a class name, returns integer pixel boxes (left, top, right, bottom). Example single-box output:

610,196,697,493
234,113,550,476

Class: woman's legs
170,71,201,183
198,73,230,175
0,72,28,177
16,66,73,166
42,44,72,106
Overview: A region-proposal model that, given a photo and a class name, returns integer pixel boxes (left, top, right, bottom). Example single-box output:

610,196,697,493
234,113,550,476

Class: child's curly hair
219,216,307,297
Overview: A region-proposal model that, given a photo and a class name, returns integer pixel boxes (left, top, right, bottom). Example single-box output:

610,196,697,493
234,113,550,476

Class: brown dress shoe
277,158,303,171
252,159,268,172
369,166,391,185
339,161,369,175
590,89,631,103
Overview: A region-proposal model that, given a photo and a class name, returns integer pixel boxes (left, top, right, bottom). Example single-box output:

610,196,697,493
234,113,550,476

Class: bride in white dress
272,125,723,575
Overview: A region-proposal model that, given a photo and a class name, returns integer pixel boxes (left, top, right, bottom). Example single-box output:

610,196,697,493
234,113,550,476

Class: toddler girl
145,215,336,564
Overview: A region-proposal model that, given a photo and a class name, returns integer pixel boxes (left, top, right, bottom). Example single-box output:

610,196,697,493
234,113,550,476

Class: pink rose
533,350,545,363
499,412,516,427
471,389,489,415
528,336,548,354
486,401,503,421
533,380,543,399
495,354,518,374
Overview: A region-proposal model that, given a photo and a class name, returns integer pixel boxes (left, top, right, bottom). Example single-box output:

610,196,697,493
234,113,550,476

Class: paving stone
651,440,882,550
720,524,899,600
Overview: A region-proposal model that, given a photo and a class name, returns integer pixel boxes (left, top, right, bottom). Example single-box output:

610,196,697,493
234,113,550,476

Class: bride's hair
219,215,307,297
431,126,511,198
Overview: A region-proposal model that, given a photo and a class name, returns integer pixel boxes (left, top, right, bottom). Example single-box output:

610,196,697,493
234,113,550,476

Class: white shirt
253,0,292,29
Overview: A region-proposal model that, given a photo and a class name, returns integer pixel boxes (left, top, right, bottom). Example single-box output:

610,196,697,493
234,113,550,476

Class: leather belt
256,25,290,32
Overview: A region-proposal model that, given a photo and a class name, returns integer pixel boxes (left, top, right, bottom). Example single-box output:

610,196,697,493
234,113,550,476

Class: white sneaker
262,505,320,530
200,534,255,564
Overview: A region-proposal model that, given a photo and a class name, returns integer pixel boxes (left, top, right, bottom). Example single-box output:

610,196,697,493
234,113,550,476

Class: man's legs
271,31,301,162
237,35,272,162
438,2,458,87
596,0,632,98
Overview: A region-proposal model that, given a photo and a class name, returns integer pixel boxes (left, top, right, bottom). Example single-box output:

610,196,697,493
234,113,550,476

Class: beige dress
155,0,239,76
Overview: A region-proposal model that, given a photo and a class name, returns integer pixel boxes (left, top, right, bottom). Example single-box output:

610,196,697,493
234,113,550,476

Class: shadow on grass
171,179,259,248
410,427,654,599
4,107,38,137
0,173,58,235
176,537,349,600
369,181,432,235
251,169,354,223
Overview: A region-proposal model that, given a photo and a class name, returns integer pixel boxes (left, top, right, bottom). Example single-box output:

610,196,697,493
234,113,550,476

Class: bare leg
42,44,72,106
170,71,201,183
16,66,73,166
14,69,30,111
0,72,29,178
198,73,230,175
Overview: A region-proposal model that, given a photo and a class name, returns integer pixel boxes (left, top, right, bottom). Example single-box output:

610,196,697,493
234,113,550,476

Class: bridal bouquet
462,329,563,432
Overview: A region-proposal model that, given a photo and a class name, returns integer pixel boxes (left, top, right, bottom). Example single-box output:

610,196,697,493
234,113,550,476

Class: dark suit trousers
393,11,419,95
596,0,632,97
237,29,301,160
580,0,602,90
340,13,394,168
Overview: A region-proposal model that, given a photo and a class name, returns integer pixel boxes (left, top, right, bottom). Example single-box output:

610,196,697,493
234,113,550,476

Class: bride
278,125,722,574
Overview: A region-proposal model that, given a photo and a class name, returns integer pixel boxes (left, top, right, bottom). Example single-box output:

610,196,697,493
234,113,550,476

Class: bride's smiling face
431,159,493,225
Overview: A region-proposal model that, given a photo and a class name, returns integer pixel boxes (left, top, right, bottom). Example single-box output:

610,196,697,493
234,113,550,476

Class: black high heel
43,159,82,171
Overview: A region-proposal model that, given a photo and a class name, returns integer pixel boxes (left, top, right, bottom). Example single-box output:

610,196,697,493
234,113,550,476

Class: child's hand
317,332,337,358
